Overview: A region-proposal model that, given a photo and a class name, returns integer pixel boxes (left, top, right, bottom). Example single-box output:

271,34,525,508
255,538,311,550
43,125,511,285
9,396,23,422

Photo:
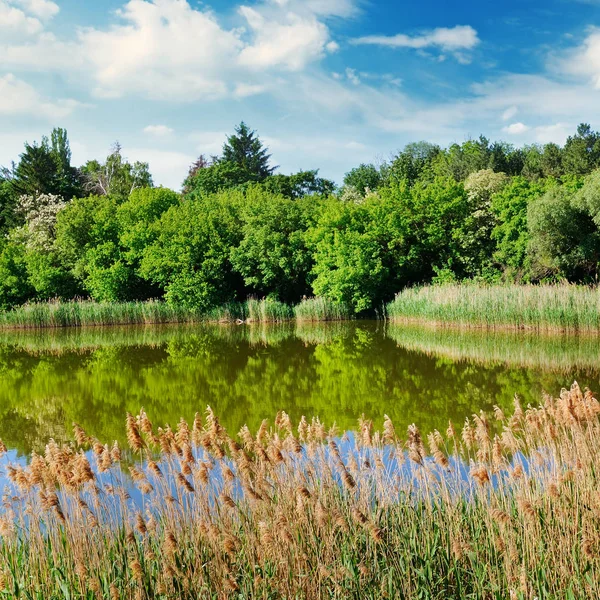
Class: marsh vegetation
1,383,599,598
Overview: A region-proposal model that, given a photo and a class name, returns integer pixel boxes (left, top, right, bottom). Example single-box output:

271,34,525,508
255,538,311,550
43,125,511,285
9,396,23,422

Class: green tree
82,143,153,200
140,192,244,309
262,170,335,199
0,176,18,234
50,128,83,200
490,177,547,278
183,161,248,198
562,123,600,176
10,140,59,198
0,238,33,309
221,122,276,182
230,188,315,302
432,137,491,181
388,142,440,187
8,129,82,201
343,164,382,196
528,183,598,281
308,196,395,313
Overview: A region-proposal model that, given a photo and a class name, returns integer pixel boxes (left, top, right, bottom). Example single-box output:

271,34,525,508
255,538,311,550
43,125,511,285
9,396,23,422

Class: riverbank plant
294,297,353,322
387,283,600,332
1,383,599,597
0,297,353,329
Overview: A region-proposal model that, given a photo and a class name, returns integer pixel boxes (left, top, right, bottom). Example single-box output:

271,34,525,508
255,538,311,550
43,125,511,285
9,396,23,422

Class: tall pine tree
221,122,276,182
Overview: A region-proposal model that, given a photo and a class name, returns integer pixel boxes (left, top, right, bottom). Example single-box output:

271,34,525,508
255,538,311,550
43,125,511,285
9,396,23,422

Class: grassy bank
387,283,600,332
1,383,599,597
0,297,351,329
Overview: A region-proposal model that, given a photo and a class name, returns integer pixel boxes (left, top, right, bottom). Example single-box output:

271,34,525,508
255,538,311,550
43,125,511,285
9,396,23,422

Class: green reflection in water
0,322,597,456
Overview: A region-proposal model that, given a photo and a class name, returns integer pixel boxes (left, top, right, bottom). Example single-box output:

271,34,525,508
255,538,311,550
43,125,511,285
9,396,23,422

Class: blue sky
1,0,600,188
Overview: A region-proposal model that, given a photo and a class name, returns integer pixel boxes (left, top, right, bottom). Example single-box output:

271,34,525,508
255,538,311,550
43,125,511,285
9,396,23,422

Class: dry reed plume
1,383,600,598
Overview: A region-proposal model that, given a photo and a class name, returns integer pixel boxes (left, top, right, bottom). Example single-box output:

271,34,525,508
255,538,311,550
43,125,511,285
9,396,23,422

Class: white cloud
0,73,79,119
14,0,59,20
502,106,518,121
557,27,600,88
503,122,530,135
345,67,360,85
532,123,572,144
0,0,348,101
234,82,267,97
0,1,43,36
238,5,335,71
352,25,479,53
143,124,174,136
79,0,243,101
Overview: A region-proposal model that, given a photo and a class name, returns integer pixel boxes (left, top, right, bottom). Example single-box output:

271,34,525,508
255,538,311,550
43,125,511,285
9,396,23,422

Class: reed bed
246,298,294,323
0,300,209,329
1,383,600,598
294,297,353,322
0,298,352,329
387,283,600,332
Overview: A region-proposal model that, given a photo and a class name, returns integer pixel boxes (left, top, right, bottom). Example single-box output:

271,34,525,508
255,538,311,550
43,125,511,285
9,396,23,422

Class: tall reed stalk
1,383,599,597
387,283,600,332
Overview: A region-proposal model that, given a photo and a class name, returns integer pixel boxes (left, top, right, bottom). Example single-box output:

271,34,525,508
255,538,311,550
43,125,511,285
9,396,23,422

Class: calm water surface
1,321,599,456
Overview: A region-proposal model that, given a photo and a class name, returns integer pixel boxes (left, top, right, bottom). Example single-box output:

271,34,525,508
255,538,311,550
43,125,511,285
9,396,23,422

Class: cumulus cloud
557,27,600,88
14,0,59,20
0,0,346,101
352,25,479,56
238,5,337,71
144,125,174,136
79,0,243,101
0,73,79,118
503,122,530,135
0,1,43,36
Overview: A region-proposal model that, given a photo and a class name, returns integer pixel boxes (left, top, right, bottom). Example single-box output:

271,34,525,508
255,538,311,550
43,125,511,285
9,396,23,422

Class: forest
2,122,600,314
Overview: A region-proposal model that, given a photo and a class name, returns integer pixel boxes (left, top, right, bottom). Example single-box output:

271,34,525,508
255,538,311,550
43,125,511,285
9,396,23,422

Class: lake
0,321,598,457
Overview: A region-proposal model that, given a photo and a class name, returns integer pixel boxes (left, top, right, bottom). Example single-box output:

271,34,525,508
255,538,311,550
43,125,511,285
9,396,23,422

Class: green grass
294,297,353,322
386,283,600,332
246,297,295,322
0,298,352,329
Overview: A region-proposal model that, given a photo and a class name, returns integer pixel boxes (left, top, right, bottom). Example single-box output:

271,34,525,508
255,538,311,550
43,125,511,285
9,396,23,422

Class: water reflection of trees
0,322,595,455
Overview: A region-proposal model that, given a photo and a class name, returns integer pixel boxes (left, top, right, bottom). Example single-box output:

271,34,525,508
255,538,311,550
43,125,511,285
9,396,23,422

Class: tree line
1,122,600,313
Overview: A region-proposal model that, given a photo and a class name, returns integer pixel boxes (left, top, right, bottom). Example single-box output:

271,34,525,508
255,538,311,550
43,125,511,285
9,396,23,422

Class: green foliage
140,192,244,309
491,177,547,278
10,139,61,198
183,160,248,197
528,183,599,280
562,123,600,176
0,239,33,309
388,141,440,186
261,170,335,199
229,188,314,302
221,121,276,181
117,187,180,263
7,128,82,201
4,122,600,312
308,195,396,313
343,163,383,195
0,177,18,233
82,143,153,200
